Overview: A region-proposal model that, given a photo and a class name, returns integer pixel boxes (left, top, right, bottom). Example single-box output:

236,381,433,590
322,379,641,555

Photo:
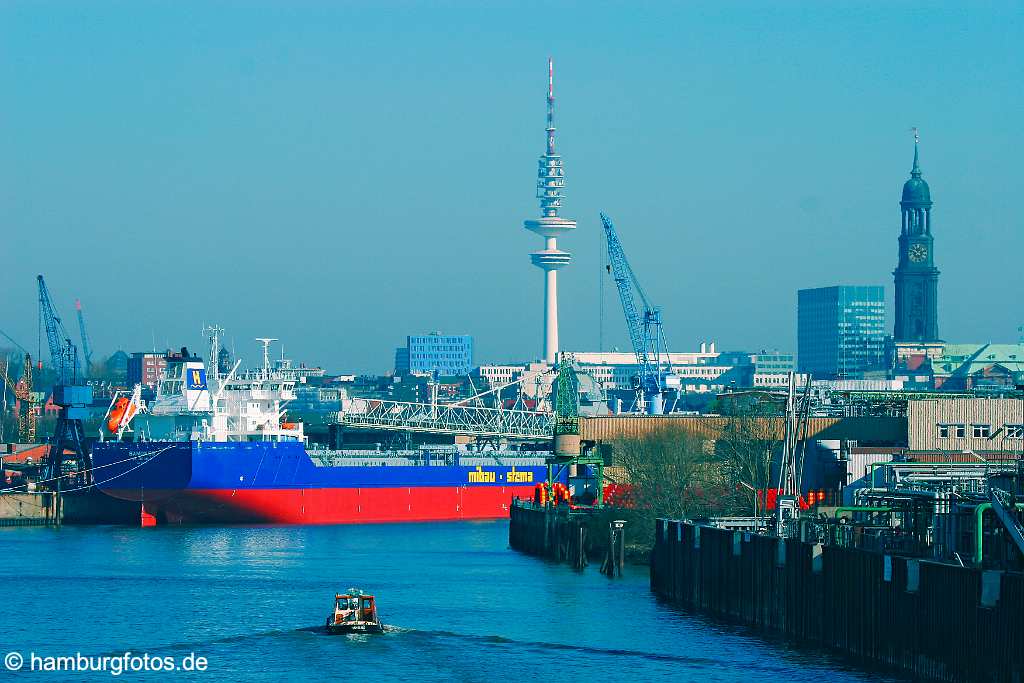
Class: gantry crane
600,213,679,414
37,275,92,484
75,299,94,379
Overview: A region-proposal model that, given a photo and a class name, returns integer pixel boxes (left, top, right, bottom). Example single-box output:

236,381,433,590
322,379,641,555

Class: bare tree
609,426,727,547
714,408,782,518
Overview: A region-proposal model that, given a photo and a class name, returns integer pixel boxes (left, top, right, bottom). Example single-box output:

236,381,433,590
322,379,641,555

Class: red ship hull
105,485,537,525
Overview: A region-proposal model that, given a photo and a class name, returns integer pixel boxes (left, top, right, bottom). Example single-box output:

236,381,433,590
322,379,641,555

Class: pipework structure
525,58,576,365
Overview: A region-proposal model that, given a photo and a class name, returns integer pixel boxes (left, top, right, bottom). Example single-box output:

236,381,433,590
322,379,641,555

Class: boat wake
95,623,791,674
393,628,731,667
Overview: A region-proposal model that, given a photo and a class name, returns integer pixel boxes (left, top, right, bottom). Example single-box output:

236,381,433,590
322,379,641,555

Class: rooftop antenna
255,338,277,378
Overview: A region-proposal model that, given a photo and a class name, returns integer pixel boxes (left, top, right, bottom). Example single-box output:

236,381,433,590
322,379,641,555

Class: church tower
893,131,941,359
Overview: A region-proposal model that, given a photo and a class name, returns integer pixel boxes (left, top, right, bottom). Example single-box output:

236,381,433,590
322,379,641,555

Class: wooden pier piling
509,500,591,571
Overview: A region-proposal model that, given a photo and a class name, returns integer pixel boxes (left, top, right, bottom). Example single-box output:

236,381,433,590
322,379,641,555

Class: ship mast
256,338,277,380
204,325,224,382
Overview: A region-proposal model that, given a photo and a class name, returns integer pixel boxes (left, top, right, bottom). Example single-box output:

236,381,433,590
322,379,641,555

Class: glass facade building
798,286,886,379
394,333,474,376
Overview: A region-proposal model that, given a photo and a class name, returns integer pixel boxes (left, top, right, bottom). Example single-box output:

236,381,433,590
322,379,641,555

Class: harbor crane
75,299,94,378
600,213,679,414
0,354,37,443
37,275,92,485
0,331,37,442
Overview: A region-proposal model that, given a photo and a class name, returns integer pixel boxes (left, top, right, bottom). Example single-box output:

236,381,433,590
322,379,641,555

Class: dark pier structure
651,520,1023,683
509,500,627,576
509,501,590,571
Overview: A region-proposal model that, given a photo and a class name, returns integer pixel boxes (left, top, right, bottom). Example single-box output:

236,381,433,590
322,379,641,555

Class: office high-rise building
798,286,886,379
394,333,474,376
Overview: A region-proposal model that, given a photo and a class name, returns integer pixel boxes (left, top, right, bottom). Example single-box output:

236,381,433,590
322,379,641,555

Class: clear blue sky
2,1,1021,373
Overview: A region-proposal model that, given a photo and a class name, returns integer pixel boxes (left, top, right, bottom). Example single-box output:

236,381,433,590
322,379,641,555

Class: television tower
525,58,576,364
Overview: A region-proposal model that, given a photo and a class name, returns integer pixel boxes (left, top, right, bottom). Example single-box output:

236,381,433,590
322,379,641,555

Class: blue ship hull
91,441,550,525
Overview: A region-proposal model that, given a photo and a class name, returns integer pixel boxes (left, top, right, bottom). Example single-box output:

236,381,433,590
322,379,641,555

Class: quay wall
651,520,1023,683
0,492,59,526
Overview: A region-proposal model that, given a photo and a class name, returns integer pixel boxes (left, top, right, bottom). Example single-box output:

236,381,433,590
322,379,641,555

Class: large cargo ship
91,340,551,525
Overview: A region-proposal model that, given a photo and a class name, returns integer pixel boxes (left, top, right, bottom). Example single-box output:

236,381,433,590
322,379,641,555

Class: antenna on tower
546,57,556,158
548,57,554,99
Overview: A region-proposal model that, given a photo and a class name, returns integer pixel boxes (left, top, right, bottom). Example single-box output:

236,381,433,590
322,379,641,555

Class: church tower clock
893,131,941,357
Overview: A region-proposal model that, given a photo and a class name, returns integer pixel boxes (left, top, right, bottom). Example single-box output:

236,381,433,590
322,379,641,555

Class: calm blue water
1,522,905,682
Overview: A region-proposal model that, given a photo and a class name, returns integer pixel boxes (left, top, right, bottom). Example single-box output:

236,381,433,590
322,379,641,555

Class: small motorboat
325,589,384,634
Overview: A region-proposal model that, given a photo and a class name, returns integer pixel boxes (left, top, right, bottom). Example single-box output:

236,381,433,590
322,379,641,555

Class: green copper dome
901,139,932,205
902,177,931,204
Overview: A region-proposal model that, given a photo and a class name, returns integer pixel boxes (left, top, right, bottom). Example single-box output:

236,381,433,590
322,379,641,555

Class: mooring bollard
603,519,627,577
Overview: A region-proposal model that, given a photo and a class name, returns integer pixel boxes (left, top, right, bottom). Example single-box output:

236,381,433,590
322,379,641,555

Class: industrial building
907,397,1024,452
797,285,886,379
565,346,798,396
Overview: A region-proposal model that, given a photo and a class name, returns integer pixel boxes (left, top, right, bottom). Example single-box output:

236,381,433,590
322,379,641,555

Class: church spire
910,127,921,178
893,126,940,347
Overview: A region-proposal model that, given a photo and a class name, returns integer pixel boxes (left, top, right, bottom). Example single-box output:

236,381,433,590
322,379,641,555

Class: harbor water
1,521,906,681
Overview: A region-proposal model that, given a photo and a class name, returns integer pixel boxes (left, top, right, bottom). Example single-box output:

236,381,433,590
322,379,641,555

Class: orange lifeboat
106,397,138,434
107,398,128,433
